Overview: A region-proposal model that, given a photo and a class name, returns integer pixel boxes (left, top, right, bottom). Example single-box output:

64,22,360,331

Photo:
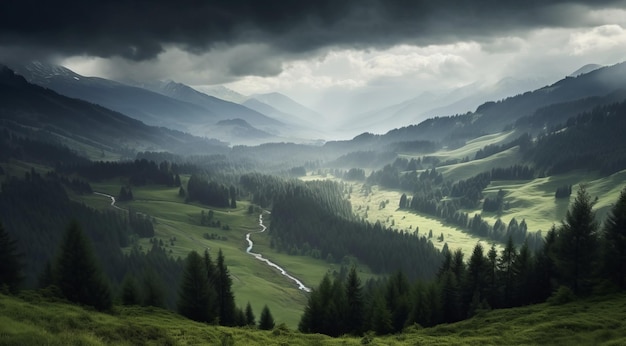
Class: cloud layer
2,0,625,61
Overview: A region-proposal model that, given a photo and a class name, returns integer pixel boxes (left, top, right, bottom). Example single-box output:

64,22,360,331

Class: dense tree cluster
178,249,252,328
300,185,626,336
524,100,626,175
344,168,366,181
54,220,112,310
0,171,183,308
186,174,236,208
0,221,22,294
59,159,181,186
555,185,573,199
0,131,90,166
474,134,532,160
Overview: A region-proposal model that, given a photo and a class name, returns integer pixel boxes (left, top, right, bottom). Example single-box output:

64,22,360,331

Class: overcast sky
2,0,626,114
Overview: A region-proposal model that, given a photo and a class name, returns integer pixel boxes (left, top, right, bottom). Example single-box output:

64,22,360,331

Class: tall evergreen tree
370,290,393,335
245,302,256,326
120,274,141,305
259,305,275,330
485,244,499,308
440,270,461,323
532,226,558,302
216,249,236,326
464,243,487,314
345,266,364,335
601,187,626,289
0,221,22,293
142,269,165,308
498,236,517,307
178,251,215,322
555,185,599,295
55,220,112,311
512,241,533,306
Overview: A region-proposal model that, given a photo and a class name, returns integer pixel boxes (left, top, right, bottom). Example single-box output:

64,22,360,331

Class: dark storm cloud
1,0,624,61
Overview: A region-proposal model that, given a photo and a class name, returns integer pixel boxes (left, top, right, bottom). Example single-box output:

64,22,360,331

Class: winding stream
246,213,311,292
94,191,310,292
94,192,126,211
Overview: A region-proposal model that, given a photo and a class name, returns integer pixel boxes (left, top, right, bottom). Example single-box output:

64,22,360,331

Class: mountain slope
0,66,227,155
342,77,551,135
8,62,218,133
372,61,626,145
250,92,324,127
147,80,283,128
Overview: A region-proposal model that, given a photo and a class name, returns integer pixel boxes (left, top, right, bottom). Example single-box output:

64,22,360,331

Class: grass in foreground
2,291,626,345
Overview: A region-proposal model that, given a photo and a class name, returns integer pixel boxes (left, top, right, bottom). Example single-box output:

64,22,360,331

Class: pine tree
601,187,626,289
555,185,599,295
245,302,256,326
142,269,165,308
235,307,247,326
440,270,461,323
345,266,364,335
371,291,393,335
55,220,112,311
0,221,22,293
498,236,517,307
259,305,275,330
178,251,214,322
203,249,219,321
512,241,533,305
532,226,558,302
121,274,141,305
465,243,487,313
216,249,236,326
485,244,499,308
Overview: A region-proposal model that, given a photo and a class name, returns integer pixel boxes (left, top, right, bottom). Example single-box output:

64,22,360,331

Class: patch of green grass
474,169,626,234
3,291,626,345
437,147,523,182
344,182,500,255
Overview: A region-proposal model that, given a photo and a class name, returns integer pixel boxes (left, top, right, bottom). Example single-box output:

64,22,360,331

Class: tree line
240,173,443,280
298,185,626,336
0,216,277,329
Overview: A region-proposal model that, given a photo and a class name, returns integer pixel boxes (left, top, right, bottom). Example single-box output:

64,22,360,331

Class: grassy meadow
2,290,626,345
78,181,355,328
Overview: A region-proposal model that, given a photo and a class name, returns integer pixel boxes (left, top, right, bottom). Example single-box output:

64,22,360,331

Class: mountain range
2,60,625,155
0,65,227,157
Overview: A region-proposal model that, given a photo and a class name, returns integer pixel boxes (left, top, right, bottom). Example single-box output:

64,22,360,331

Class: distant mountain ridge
249,92,324,127
142,80,283,129
8,61,217,133
0,65,227,155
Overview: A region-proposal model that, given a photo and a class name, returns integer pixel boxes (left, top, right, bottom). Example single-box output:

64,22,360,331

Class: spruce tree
216,249,236,326
498,236,517,307
55,220,112,311
601,187,626,289
121,274,141,305
245,302,256,326
142,269,165,308
555,185,599,295
345,266,364,335
371,291,393,335
259,305,275,330
178,251,214,322
0,221,22,293
512,241,532,305
465,243,487,313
